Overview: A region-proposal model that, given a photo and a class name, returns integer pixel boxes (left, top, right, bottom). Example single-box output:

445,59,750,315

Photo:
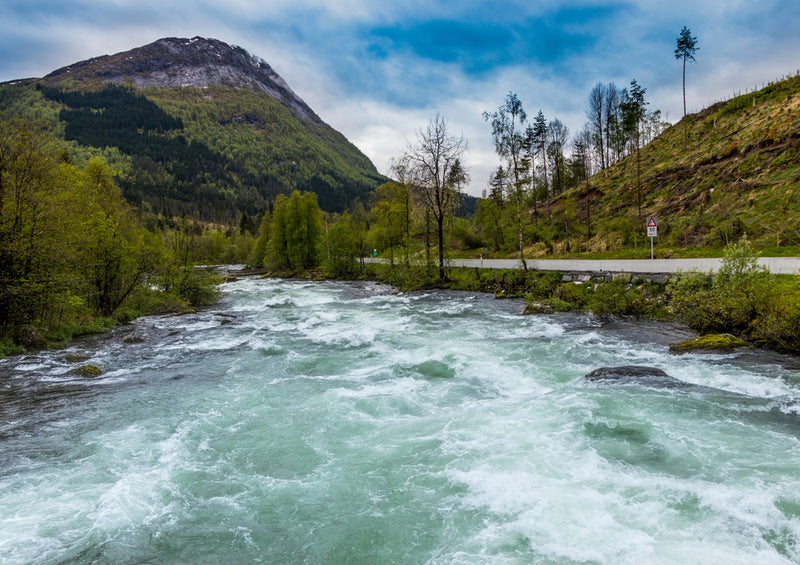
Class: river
2,278,800,564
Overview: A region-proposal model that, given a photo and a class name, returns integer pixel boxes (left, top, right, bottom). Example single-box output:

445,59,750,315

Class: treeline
475,81,670,262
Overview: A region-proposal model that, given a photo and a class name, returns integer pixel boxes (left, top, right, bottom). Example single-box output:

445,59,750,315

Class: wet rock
65,353,91,363
523,301,555,315
584,366,691,389
68,364,103,378
669,333,748,354
123,335,145,344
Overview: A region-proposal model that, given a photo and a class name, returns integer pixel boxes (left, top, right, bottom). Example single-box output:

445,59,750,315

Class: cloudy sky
1,0,799,196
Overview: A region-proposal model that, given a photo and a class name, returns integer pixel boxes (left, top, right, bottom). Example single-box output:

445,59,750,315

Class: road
365,257,800,275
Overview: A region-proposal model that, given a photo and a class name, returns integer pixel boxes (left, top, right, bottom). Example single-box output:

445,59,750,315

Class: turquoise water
2,278,800,564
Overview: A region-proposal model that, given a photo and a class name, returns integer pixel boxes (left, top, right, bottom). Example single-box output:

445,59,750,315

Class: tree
531,110,550,218
78,158,163,317
447,158,469,219
484,93,529,268
402,115,467,281
325,212,359,277
248,208,271,268
546,118,569,197
620,79,648,221
603,82,620,166
266,194,289,270
586,83,606,170
675,26,699,149
284,191,323,271
476,167,507,250
369,182,408,265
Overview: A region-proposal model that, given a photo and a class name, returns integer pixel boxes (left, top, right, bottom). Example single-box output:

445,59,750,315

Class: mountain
0,37,387,220
549,73,800,254
42,36,323,126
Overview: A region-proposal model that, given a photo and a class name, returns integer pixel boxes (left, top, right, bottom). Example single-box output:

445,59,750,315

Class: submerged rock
65,353,91,363
523,301,555,315
122,335,145,344
669,333,748,354
584,366,691,389
68,364,103,378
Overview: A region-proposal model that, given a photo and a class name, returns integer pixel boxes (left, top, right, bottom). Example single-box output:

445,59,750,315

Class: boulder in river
669,333,748,354
584,366,691,389
68,364,103,378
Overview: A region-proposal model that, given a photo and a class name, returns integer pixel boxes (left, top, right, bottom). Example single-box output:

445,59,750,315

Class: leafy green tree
78,158,164,317
266,194,290,270
0,117,75,329
326,212,359,277
248,208,271,267
369,182,409,265
484,93,529,268
266,191,323,271
675,26,699,148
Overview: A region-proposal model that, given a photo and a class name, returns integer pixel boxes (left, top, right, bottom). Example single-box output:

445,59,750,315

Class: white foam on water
3,281,800,563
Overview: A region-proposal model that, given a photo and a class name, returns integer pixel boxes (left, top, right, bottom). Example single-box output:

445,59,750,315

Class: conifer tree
675,26,699,149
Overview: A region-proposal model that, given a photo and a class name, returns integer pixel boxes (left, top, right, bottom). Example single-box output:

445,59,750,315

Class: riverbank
234,241,800,355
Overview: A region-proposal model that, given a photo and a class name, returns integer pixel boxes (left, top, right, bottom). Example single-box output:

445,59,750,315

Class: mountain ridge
42,36,323,126
0,37,387,220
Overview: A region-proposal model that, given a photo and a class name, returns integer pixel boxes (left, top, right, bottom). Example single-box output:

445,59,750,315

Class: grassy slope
552,74,800,258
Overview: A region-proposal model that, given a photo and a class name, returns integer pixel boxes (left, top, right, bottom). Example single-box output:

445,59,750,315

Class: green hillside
560,74,800,255
0,72,386,222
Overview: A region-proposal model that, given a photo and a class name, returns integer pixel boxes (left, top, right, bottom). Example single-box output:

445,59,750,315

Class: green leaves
266,191,323,272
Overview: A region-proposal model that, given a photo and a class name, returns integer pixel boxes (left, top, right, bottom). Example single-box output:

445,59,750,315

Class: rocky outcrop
68,364,103,378
584,366,692,389
669,333,748,354
43,36,323,125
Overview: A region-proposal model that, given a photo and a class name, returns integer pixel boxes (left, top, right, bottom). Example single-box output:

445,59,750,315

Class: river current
2,278,800,564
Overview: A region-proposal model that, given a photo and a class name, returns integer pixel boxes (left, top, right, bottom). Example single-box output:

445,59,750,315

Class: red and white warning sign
647,216,657,237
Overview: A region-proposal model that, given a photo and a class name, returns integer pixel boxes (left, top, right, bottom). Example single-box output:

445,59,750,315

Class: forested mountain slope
569,74,800,253
0,37,387,221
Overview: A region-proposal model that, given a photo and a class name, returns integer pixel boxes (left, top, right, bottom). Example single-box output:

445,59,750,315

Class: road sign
647,216,657,237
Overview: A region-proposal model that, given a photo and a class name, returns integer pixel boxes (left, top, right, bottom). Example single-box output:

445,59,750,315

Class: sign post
647,217,657,259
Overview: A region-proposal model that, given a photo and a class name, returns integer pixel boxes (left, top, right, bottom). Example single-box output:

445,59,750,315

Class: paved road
365,257,800,275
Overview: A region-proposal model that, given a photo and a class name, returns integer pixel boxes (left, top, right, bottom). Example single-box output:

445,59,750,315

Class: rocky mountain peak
44,36,322,125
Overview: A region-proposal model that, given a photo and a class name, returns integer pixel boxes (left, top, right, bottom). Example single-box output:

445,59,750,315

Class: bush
588,279,651,318
176,268,222,308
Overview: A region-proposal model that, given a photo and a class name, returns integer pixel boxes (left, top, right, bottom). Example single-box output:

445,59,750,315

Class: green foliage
248,209,271,268
173,268,223,308
266,191,323,272
670,239,770,333
666,239,800,351
587,279,648,318
325,212,362,277
0,113,232,353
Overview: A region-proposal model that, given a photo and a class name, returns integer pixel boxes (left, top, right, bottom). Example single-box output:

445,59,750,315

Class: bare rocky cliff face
44,36,323,125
